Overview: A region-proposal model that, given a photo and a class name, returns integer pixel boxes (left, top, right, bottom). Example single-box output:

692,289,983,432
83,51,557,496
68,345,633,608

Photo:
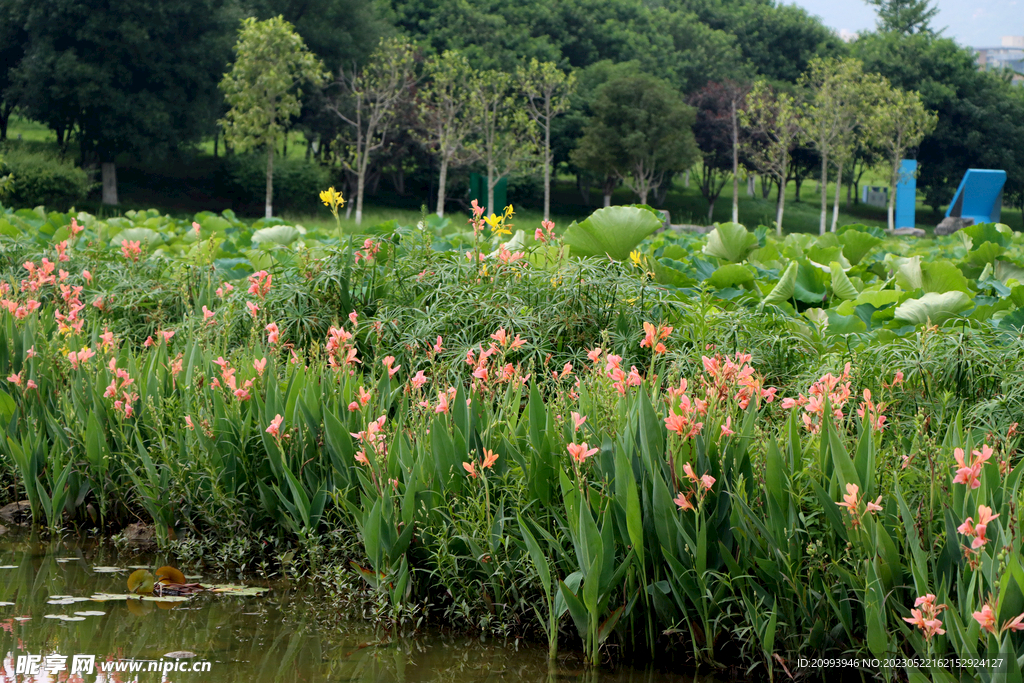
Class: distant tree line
1,0,1022,224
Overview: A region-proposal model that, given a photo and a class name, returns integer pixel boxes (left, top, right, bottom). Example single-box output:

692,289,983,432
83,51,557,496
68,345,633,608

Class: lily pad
141,595,191,603
127,569,156,594
74,610,106,617
47,597,91,605
0,565,17,569
92,566,125,573
55,557,80,563
156,566,186,585
44,614,87,621
164,651,198,659
0,601,14,606
89,593,139,601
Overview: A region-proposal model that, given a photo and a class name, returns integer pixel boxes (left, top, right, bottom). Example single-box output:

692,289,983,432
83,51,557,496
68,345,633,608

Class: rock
890,227,927,238
122,522,155,543
935,216,974,236
0,500,32,526
0,524,7,536
673,224,715,234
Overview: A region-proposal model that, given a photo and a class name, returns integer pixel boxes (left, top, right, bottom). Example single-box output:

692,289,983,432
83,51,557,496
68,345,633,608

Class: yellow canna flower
629,250,644,268
503,204,514,219
319,187,345,210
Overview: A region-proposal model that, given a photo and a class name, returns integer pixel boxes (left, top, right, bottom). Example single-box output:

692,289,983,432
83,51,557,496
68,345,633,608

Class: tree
864,0,938,34
800,57,874,234
688,81,747,222
741,81,802,235
330,37,416,225
9,0,236,203
415,51,480,218
572,74,697,205
220,16,325,219
518,59,575,221
470,70,538,215
854,31,1024,216
868,84,937,230
0,0,28,141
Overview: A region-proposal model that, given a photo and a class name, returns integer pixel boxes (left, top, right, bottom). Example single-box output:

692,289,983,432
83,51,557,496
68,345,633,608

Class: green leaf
562,206,661,261
760,261,798,307
793,262,828,304
703,222,758,263
829,262,858,300
838,229,882,265
708,263,755,288
251,225,301,247
921,260,970,293
893,291,973,325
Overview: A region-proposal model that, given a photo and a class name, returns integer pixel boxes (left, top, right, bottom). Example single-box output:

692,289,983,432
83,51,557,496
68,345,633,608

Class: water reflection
0,538,697,683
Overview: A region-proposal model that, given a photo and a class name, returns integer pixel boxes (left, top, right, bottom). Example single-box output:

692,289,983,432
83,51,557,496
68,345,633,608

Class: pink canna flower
25,380,37,390
185,415,194,431
674,491,694,511
490,328,508,347
700,474,716,490
382,355,401,379
411,370,428,390
265,322,280,344
509,334,526,351
974,604,997,634
567,441,599,464
202,306,216,325
432,336,444,354
144,336,155,348
82,270,92,283
866,496,883,514
253,357,267,377
720,416,735,438
435,391,451,414
266,414,284,439
348,401,359,412
836,483,860,512
463,461,478,478
246,301,259,318
571,411,587,431
587,347,603,363
234,388,251,401
6,372,21,386
349,311,359,328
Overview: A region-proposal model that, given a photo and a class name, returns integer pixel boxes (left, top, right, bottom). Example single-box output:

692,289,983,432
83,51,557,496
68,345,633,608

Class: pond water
0,536,699,683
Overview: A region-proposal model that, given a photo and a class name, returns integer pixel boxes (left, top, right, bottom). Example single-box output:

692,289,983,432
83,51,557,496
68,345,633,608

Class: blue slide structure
945,169,1007,224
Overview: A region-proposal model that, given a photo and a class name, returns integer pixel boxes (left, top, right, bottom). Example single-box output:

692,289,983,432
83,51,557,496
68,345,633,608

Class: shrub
222,152,330,215
0,145,90,210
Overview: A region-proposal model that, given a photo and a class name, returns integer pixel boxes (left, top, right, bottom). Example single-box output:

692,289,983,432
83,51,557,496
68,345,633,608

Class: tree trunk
436,157,449,218
776,183,786,237
603,192,611,208
101,162,118,206
543,119,551,222
0,105,9,141
265,144,274,219
638,185,648,206
684,169,690,188
356,167,365,226
487,164,495,217
731,99,739,224
888,199,895,232
819,151,828,235
748,174,755,197
214,131,219,159
707,198,715,223
577,174,590,205
830,161,843,232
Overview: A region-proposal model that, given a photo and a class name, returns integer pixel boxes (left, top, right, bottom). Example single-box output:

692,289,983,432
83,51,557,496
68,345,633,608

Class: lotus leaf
894,291,973,325
825,310,867,335
760,262,798,308
829,262,859,300
838,230,883,266
562,206,662,261
703,222,758,263
793,263,828,304
110,227,163,247
921,261,970,293
708,264,755,289
251,225,301,247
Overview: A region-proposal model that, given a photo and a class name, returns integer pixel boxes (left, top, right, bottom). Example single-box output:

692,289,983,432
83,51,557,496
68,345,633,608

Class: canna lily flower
720,416,735,438
435,391,451,414
357,385,372,406
836,483,860,512
25,380,37,390
411,370,428,390
866,496,883,514
481,449,499,470
185,415,194,431
82,269,92,283
974,604,997,634
509,334,526,350
349,311,358,328
490,328,508,347
202,306,216,325
699,474,716,491
567,441,598,464
348,401,359,412
193,221,201,237
233,388,251,401
6,372,21,386
265,323,280,344
432,336,444,354
266,414,284,439
682,462,699,483
571,411,587,431
246,301,259,318
674,491,694,511
144,336,155,348
253,357,267,377
587,347,603,363
463,461,478,478
161,330,175,343
382,356,401,379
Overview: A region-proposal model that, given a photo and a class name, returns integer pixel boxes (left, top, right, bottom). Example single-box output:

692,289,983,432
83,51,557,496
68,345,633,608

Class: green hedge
222,152,330,214
0,146,91,210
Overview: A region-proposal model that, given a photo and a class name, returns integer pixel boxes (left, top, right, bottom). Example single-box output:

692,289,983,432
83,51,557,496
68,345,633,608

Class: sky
785,0,1023,48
